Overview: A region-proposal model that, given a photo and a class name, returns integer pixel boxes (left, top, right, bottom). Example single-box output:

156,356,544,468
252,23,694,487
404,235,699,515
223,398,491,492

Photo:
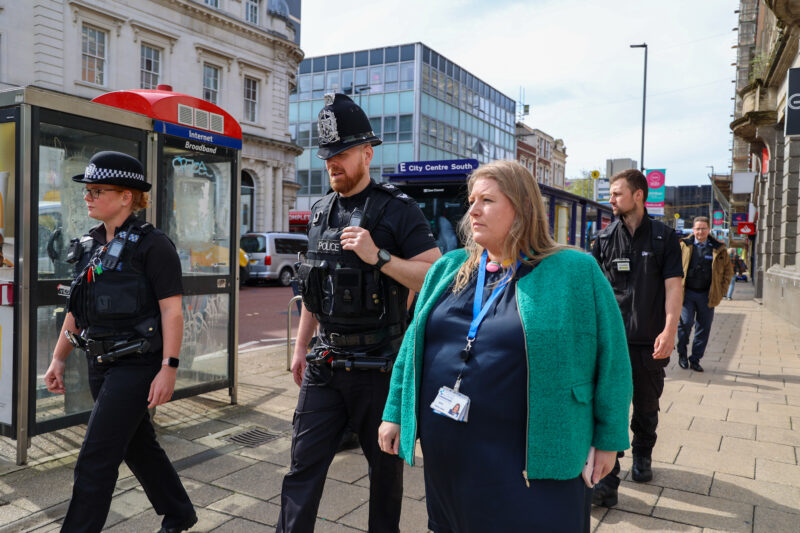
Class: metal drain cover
226,428,282,447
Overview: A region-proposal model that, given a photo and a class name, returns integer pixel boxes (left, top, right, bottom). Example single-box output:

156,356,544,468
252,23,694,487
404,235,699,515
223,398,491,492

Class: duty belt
306,346,394,373
323,324,403,348
64,331,150,364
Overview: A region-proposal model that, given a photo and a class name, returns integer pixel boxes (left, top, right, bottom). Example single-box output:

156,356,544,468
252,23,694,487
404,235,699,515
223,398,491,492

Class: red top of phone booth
92,85,242,140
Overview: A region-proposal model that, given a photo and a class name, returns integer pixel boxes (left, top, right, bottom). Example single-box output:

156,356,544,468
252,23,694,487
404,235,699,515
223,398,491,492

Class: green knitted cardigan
382,247,633,481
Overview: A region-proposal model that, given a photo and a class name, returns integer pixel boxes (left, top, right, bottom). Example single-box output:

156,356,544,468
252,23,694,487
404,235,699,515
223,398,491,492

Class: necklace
486,258,512,272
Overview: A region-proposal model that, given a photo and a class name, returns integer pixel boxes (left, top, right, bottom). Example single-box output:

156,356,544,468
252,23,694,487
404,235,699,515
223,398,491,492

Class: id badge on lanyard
430,250,519,423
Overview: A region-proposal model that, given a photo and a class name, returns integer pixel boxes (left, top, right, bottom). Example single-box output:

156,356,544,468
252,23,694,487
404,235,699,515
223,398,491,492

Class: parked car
240,232,308,286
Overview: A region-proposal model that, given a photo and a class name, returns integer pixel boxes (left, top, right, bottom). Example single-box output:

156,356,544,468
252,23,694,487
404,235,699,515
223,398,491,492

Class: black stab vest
66,218,163,351
297,183,409,339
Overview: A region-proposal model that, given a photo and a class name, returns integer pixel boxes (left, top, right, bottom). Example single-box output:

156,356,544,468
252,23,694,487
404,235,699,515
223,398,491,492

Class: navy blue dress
419,265,591,533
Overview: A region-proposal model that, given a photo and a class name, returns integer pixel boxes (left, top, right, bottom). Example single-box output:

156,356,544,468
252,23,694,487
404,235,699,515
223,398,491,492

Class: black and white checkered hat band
83,163,145,183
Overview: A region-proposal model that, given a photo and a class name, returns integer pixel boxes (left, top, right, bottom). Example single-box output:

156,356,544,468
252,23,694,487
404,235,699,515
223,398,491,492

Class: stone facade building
515,122,566,189
0,0,303,233
729,0,800,322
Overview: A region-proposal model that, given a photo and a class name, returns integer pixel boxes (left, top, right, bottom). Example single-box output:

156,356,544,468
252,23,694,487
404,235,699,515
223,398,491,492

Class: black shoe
631,456,653,482
336,430,360,452
157,513,198,533
690,361,704,372
678,356,689,369
591,482,618,507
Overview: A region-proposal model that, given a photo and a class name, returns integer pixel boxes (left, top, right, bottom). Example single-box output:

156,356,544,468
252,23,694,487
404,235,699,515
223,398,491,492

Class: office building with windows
289,43,517,210
1,0,303,234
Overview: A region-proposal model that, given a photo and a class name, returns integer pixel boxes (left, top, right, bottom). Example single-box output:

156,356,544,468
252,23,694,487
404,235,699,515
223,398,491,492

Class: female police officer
44,151,197,533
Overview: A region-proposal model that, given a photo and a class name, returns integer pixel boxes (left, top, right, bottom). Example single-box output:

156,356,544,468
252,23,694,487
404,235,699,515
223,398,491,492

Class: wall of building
515,122,567,189
730,0,800,324
0,0,302,232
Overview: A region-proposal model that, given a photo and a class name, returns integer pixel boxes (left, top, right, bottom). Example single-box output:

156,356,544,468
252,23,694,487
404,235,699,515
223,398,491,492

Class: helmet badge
318,109,340,145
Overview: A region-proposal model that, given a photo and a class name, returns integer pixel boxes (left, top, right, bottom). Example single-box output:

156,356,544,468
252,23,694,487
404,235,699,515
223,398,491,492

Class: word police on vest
317,239,341,253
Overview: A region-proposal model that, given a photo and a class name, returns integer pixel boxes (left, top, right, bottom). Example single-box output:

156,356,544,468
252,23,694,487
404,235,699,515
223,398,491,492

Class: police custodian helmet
316,93,382,160
72,151,151,192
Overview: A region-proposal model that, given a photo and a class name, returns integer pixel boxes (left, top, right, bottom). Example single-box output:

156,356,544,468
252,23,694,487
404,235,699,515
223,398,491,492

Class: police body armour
297,183,410,337
67,218,162,349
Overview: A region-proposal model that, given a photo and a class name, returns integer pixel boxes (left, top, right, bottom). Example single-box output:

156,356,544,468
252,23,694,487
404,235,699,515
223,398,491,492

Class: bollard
287,295,303,371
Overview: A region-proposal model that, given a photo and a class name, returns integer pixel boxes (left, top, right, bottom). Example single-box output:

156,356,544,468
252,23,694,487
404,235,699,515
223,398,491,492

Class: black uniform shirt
327,180,437,261
88,214,183,301
592,213,682,345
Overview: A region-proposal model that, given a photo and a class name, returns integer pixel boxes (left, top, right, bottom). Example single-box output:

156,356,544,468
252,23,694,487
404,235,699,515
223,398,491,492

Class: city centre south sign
396,159,479,175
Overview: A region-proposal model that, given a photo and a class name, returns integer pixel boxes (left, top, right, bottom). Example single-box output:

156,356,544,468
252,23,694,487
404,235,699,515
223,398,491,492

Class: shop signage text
397,159,479,175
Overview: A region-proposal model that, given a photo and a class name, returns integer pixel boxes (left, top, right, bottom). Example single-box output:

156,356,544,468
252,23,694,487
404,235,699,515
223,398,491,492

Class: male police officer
591,169,683,507
277,94,440,533
677,216,733,372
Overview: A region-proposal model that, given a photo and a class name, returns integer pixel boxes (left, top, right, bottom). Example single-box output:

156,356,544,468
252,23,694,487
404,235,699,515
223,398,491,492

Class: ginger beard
325,144,371,196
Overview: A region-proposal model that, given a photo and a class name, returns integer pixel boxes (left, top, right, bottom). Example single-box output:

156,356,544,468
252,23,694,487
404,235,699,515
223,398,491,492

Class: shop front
0,86,242,464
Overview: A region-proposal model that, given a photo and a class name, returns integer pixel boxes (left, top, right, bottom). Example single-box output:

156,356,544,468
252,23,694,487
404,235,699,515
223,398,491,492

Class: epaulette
374,182,414,204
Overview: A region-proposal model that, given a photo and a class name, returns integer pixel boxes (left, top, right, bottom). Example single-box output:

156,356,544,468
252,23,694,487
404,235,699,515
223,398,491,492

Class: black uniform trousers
277,362,404,533
61,354,194,533
599,343,666,489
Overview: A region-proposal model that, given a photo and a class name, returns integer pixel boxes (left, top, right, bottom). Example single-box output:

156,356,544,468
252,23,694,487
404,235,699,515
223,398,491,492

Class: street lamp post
630,43,648,172
706,165,715,222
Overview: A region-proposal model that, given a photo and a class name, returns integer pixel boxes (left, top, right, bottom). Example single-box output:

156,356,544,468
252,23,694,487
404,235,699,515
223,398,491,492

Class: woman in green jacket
378,160,632,533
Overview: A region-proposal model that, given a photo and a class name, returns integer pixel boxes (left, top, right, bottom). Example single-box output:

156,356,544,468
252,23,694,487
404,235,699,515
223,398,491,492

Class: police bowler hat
316,93,382,160
71,151,151,192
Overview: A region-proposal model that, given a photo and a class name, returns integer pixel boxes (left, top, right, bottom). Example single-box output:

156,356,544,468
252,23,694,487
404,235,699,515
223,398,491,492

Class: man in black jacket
591,169,683,507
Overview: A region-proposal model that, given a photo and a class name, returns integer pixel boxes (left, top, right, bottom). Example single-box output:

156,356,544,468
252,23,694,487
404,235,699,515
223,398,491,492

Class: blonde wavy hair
452,159,564,292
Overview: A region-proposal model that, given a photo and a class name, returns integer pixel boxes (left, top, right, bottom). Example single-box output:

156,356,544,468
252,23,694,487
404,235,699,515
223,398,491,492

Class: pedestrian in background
676,217,733,372
43,152,196,533
591,169,684,507
278,94,440,533
380,160,632,533
725,247,745,300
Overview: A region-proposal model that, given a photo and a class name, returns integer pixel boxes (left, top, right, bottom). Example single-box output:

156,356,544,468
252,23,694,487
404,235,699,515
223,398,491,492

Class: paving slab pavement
2,282,800,532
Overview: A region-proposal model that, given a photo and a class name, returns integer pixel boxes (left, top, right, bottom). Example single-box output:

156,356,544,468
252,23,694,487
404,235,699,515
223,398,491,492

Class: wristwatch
162,357,180,368
373,248,392,270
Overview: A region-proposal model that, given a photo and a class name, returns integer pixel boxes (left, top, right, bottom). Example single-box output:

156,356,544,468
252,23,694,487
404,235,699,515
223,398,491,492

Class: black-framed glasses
82,187,121,199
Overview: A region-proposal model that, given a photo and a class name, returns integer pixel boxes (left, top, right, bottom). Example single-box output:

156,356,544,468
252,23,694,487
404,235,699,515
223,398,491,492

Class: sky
296,0,739,186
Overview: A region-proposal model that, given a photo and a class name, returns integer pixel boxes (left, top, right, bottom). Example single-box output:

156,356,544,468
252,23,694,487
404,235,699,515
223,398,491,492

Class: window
398,114,412,141
203,64,220,105
310,170,323,195
384,116,397,142
298,74,310,99
369,117,382,136
204,0,219,7
326,71,340,92
243,77,258,122
384,64,398,92
140,44,160,89
296,169,309,195
297,122,310,147
369,66,383,92
81,25,106,85
341,70,353,94
312,73,324,98
245,0,259,23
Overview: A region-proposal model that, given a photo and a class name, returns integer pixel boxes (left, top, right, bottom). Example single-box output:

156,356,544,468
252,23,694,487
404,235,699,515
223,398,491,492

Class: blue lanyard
467,250,518,346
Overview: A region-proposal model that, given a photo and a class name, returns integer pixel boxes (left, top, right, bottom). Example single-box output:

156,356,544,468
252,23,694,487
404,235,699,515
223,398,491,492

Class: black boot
156,513,198,533
631,455,653,482
591,482,618,507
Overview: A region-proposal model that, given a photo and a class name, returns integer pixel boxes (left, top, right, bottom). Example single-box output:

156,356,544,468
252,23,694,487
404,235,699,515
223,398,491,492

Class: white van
240,232,308,286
